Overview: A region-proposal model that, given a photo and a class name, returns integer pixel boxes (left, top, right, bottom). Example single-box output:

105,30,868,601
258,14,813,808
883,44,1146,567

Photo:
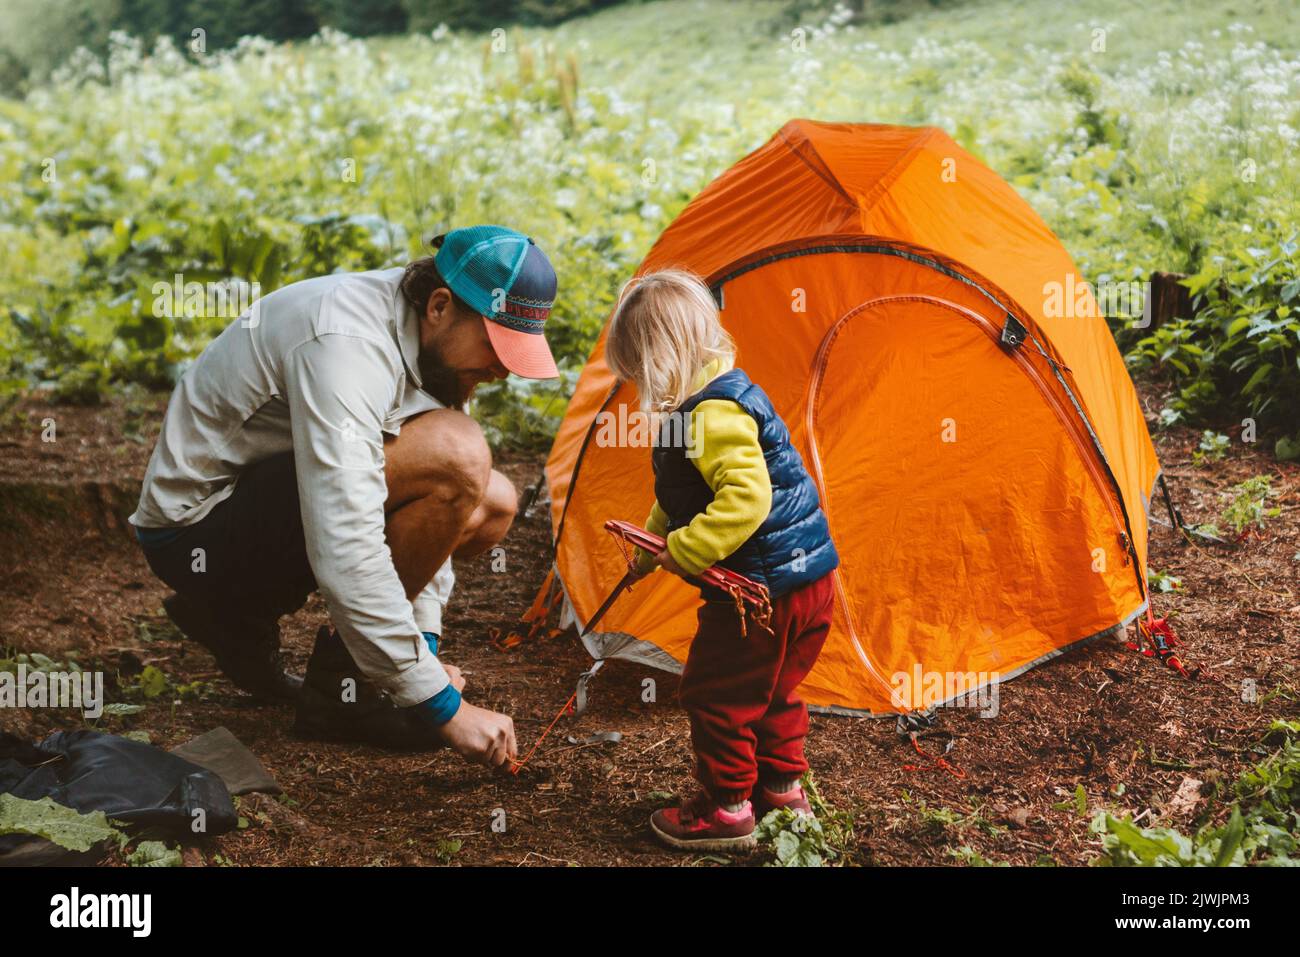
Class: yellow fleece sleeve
664,399,772,576
634,501,669,575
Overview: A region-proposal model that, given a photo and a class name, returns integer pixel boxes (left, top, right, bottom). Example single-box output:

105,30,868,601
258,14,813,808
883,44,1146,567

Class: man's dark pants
139,453,316,630
139,454,443,749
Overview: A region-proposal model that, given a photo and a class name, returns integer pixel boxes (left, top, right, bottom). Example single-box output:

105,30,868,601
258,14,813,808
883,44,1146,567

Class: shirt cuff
410,683,463,726
665,529,711,577
383,651,451,709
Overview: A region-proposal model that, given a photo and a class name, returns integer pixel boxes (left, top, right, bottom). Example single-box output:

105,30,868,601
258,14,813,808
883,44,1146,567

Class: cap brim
483,316,559,379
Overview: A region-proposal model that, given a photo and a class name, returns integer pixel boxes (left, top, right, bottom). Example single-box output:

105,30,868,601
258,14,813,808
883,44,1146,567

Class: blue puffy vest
652,368,839,599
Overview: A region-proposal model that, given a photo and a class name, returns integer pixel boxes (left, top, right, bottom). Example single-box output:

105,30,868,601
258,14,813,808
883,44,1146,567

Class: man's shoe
162,593,303,703
649,793,757,852
293,627,444,753
752,783,813,819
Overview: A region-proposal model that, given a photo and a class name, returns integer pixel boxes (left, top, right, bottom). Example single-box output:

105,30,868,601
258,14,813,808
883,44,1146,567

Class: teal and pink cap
432,225,559,379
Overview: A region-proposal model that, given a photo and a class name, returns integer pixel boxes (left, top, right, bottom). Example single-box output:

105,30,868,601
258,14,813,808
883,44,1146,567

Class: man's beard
418,343,471,409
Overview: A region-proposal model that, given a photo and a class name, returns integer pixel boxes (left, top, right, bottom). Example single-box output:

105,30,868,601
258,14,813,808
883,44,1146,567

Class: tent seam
710,237,1151,596
854,126,944,217
777,122,857,207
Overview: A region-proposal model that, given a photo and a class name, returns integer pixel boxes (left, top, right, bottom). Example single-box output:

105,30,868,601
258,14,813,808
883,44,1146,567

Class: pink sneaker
752,784,813,818
650,793,757,851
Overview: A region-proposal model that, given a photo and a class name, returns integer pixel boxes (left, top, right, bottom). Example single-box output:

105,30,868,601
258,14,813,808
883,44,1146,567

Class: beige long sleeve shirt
130,267,454,708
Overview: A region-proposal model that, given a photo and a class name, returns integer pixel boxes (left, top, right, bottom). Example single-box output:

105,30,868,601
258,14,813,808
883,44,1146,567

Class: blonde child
605,269,840,851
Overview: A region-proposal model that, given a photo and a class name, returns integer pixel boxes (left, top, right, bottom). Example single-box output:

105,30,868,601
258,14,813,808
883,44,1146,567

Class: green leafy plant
0,793,183,866
905,791,1006,839
2,0,1298,453
0,650,82,675
118,663,209,704
131,664,169,699
124,840,183,867
1193,430,1230,466
948,845,1010,866
755,772,855,867
1219,475,1281,536
434,838,463,863
0,794,118,852
1147,568,1183,593
1052,783,1090,816
1058,59,1128,152
1130,236,1300,456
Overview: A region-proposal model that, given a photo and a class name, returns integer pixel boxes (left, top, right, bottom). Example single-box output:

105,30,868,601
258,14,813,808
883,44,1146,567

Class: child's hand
632,547,657,579
655,548,688,578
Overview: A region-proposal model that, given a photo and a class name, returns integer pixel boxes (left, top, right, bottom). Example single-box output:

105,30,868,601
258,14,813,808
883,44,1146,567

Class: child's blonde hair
605,268,735,413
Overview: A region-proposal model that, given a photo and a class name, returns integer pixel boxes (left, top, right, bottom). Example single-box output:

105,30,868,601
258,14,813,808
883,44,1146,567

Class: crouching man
129,226,561,767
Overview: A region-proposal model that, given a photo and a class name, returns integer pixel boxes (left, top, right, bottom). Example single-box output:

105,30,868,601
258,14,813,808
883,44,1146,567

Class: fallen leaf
0,794,118,852
1164,776,1204,819
1005,807,1031,828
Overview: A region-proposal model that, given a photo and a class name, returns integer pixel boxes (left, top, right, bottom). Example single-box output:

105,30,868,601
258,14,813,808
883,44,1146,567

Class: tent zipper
812,294,1138,593
803,293,1144,705
964,309,1135,573
712,240,1148,599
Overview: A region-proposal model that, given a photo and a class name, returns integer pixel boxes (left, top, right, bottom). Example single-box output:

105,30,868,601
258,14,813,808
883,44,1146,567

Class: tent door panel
802,294,1140,710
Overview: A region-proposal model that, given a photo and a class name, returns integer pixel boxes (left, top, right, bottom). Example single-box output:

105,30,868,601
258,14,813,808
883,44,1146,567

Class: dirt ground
0,385,1296,866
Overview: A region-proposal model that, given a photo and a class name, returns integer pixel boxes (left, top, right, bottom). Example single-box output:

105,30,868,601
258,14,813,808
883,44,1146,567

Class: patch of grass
902,792,1006,841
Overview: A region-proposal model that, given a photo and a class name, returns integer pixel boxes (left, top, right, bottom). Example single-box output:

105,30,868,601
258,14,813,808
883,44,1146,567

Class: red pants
678,573,835,805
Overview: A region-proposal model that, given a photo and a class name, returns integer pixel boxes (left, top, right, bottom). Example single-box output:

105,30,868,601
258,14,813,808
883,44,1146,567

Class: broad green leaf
1213,808,1246,867
1241,363,1274,395
135,665,168,698
1225,316,1251,337
0,794,119,853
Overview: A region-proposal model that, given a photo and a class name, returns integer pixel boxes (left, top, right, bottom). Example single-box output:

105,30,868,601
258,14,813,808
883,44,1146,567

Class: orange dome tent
539,119,1162,715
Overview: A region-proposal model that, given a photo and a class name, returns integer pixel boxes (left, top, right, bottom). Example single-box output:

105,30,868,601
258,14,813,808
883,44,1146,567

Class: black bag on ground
0,729,237,864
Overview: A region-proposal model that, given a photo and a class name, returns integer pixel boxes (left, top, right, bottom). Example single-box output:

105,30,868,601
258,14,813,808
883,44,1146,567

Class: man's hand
444,663,466,693
436,700,517,767
655,547,689,578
